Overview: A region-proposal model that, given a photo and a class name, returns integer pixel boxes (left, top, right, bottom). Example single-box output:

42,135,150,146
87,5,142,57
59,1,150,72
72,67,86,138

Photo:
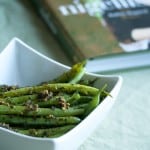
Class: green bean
49,61,86,84
37,94,70,108
1,83,99,98
67,92,81,104
0,105,84,117
72,103,88,109
77,78,98,86
83,91,100,117
0,115,80,127
15,125,75,138
4,94,38,104
83,84,108,117
3,93,71,108
35,96,62,108
70,96,93,105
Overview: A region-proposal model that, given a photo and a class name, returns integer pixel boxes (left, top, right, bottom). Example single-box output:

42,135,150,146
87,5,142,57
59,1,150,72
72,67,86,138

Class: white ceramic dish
0,38,123,150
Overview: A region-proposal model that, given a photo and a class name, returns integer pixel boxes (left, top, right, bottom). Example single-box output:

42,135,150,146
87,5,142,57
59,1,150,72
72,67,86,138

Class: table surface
0,1,150,150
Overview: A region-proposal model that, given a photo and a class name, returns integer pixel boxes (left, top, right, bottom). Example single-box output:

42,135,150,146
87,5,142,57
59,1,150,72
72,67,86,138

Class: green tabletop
0,1,150,150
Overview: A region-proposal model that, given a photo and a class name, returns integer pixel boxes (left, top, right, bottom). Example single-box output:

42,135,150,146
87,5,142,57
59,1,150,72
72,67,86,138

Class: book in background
31,0,150,73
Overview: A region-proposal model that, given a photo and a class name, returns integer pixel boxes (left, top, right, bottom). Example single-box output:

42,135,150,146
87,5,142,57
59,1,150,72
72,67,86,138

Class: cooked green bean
1,83,99,98
37,94,70,108
72,103,88,109
67,92,80,104
0,105,84,117
49,61,86,84
15,125,75,137
4,94,38,104
83,91,100,117
0,115,80,127
70,96,93,105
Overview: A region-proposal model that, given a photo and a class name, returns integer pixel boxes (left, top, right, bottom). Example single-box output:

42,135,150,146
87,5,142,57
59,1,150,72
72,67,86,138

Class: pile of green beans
0,61,109,138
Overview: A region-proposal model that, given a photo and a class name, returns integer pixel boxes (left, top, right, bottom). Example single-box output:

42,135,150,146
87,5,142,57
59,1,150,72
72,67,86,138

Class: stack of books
31,0,150,73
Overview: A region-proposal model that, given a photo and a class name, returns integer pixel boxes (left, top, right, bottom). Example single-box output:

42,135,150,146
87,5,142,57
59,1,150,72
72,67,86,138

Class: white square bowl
0,38,123,150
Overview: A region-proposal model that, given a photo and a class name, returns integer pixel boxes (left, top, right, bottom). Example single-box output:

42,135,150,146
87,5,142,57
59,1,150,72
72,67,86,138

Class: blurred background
0,0,71,65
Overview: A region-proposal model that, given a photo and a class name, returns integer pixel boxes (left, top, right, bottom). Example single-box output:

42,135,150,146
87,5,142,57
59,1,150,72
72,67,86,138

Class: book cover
31,0,150,72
